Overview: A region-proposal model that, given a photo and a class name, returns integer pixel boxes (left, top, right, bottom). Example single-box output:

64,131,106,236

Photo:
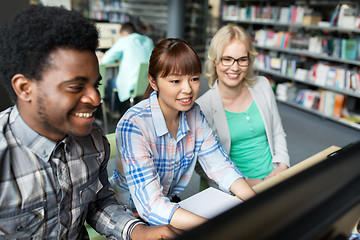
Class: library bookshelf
220,0,360,130
88,0,209,57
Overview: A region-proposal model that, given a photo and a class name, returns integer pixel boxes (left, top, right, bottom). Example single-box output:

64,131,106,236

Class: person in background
101,22,154,114
196,25,290,187
109,38,256,231
0,5,179,239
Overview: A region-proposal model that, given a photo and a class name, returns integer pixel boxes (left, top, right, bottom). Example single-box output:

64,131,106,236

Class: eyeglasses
220,56,249,67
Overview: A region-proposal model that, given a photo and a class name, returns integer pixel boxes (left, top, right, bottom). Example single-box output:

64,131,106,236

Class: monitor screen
176,141,360,240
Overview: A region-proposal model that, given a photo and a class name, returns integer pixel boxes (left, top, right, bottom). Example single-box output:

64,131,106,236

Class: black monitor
176,141,360,240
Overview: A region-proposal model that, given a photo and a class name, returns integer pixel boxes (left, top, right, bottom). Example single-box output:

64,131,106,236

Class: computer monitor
176,141,360,240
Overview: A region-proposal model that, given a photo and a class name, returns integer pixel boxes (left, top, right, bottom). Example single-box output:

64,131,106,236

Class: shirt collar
10,106,57,162
149,91,190,139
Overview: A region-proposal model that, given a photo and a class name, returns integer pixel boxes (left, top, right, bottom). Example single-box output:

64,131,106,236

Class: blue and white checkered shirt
110,91,244,226
0,106,141,239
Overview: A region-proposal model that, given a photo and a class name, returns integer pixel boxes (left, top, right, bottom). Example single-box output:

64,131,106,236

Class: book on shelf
326,68,337,87
222,4,238,21
289,35,310,50
276,82,297,102
295,89,320,110
337,5,357,28
271,6,280,21
255,53,265,69
332,38,342,58
275,31,285,48
265,30,277,47
341,39,357,60
254,29,359,60
333,94,345,118
313,63,330,86
329,5,340,26
302,9,322,26
334,68,346,90
294,68,309,81
318,90,326,113
308,36,322,54
311,63,352,91
295,89,306,105
322,38,334,56
295,89,346,119
323,91,336,116
290,5,297,23
270,57,282,70
305,91,320,109
350,73,360,92
279,7,290,23
281,32,291,48
254,30,266,46
280,59,288,75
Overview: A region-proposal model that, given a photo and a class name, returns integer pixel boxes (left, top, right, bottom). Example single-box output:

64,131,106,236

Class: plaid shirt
0,106,141,240
110,91,244,226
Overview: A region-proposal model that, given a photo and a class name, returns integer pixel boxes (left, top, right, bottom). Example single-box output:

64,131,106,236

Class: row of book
275,82,360,125
90,0,123,11
91,11,130,22
256,54,360,94
222,4,360,29
256,53,301,77
254,29,360,60
330,4,360,28
222,4,314,24
311,63,360,93
276,83,345,118
295,89,345,118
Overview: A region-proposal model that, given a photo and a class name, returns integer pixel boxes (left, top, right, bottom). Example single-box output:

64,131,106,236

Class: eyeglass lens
221,57,248,66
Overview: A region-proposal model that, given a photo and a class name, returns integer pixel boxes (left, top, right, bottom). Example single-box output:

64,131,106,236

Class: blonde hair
204,25,258,88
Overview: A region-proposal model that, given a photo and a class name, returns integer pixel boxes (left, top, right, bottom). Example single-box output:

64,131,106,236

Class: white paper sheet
179,187,243,219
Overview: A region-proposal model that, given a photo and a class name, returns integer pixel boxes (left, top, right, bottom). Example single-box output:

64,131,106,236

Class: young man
101,22,154,112
0,5,178,239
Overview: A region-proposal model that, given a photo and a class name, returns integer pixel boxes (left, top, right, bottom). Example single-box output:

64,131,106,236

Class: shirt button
246,116,250,120
175,161,179,164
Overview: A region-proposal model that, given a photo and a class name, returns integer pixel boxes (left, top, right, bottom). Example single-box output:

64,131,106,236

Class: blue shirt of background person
101,22,154,102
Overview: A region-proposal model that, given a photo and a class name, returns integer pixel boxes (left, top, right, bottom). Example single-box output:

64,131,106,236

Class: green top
225,101,273,179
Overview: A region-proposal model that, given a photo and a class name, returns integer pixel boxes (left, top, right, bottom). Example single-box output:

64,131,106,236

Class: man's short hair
0,5,99,102
120,22,136,34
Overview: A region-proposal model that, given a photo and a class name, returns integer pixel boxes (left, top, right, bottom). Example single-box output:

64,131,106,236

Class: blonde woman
196,25,290,187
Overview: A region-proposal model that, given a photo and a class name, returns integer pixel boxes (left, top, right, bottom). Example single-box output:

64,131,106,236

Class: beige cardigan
196,76,290,169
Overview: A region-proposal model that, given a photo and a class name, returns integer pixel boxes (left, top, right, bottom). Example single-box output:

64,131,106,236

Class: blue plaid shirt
110,91,244,226
0,106,142,239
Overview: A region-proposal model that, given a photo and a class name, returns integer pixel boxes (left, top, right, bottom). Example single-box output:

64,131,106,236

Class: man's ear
148,75,158,91
11,74,34,103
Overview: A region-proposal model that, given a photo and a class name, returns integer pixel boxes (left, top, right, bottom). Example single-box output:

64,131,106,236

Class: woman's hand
246,178,263,187
263,163,288,180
